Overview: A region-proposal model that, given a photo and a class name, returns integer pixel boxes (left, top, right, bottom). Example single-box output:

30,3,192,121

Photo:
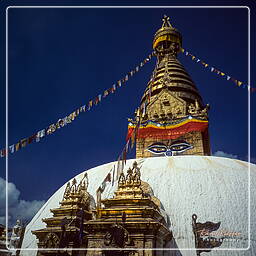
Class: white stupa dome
20,156,256,256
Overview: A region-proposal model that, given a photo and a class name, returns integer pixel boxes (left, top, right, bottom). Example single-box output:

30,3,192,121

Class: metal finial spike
162,15,172,28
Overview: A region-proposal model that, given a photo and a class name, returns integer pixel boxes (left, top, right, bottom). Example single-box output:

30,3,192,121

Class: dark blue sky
0,1,255,204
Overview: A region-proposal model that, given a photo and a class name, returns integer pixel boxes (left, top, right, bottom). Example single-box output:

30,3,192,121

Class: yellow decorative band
129,118,208,129
153,35,181,49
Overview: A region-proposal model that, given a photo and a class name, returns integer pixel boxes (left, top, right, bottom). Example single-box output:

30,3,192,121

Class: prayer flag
227,76,231,80
98,94,102,102
94,96,99,105
237,81,243,86
201,62,208,67
211,67,214,72
192,56,196,60
220,72,225,76
36,129,45,142
65,116,72,124
117,80,122,87
82,105,86,112
135,66,139,72
70,112,76,121
21,138,27,148
181,48,185,53
103,90,109,97
185,51,189,56
88,100,93,110
56,119,64,129
0,149,6,157
196,59,200,62
9,145,15,154
15,142,21,151
125,75,129,81
105,172,111,182
28,134,36,144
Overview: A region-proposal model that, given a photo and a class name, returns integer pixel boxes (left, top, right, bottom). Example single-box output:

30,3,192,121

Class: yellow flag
181,48,185,53
237,81,243,86
192,56,196,60
220,72,225,76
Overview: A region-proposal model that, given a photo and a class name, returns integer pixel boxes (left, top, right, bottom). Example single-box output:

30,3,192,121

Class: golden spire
153,15,182,53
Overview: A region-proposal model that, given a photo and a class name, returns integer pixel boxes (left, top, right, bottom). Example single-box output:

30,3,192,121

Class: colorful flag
211,67,214,72
80,105,86,112
47,124,56,135
21,138,27,148
9,145,15,154
0,149,7,158
237,81,243,86
185,51,189,56
201,62,208,67
36,129,45,142
220,72,225,76
103,90,109,97
70,112,76,121
88,100,93,110
28,134,36,144
105,172,111,183
227,76,231,80
196,59,200,63
117,80,121,87
15,142,21,151
94,96,99,105
135,66,139,72
65,116,72,124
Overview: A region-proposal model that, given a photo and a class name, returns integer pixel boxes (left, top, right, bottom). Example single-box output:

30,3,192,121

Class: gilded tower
128,16,210,158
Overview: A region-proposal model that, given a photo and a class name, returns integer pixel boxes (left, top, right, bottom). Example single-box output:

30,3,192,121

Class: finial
162,15,172,28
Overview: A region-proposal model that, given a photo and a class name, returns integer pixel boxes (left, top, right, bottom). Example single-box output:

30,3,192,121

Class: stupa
19,16,256,256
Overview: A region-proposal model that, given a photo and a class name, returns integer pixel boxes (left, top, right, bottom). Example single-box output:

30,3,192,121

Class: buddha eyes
147,143,167,154
170,142,193,152
147,141,193,156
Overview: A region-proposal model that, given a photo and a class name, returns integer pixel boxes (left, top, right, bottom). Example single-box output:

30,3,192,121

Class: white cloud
0,177,45,226
213,150,238,159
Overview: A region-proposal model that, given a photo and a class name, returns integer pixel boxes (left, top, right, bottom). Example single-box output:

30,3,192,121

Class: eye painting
147,143,167,155
147,141,193,156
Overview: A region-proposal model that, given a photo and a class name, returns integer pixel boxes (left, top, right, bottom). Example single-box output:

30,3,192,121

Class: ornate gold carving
116,162,144,199
43,233,60,248
62,173,90,207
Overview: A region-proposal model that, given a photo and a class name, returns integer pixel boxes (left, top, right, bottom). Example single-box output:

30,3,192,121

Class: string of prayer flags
0,52,154,158
181,48,254,92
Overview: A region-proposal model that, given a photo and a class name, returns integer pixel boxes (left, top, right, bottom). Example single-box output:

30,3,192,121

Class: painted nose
165,150,172,156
